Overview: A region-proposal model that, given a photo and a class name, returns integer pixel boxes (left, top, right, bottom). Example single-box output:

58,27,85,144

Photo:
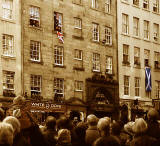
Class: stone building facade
0,0,22,108
117,0,160,120
22,0,118,121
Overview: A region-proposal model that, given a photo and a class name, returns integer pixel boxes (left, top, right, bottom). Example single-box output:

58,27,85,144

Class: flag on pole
57,31,64,43
145,67,152,92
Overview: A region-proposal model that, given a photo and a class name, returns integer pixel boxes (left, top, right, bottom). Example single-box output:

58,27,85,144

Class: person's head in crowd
13,95,25,105
12,109,21,119
97,117,111,137
57,129,71,144
147,108,159,121
110,121,121,136
132,118,147,135
0,108,4,121
87,114,98,127
57,116,71,130
74,122,88,139
45,116,56,130
3,116,21,137
124,121,135,136
0,122,14,146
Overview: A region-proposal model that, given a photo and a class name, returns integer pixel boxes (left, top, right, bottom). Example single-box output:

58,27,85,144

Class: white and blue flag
145,67,152,92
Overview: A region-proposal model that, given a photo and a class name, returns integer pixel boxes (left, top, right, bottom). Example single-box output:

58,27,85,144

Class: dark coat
130,134,158,146
85,125,100,146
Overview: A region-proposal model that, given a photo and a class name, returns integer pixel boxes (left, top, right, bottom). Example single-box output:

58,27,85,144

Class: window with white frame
153,0,159,13
2,0,13,19
105,27,112,45
54,46,63,66
54,12,63,32
153,23,159,41
144,20,149,40
154,52,160,69
75,80,83,91
135,77,140,97
155,81,160,98
122,13,129,34
144,49,150,67
134,47,140,65
2,34,14,56
106,56,113,74
123,44,129,63
74,49,82,60
92,0,98,9
143,0,149,9
105,0,111,14
30,75,41,96
133,17,139,37
92,23,99,42
30,40,40,62
93,53,100,72
133,0,139,6
3,71,14,94
74,17,82,29
54,78,64,102
124,75,130,95
29,6,40,27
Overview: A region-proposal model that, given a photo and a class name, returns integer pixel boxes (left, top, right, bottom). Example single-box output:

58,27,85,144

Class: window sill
134,64,141,69
1,55,16,60
29,60,43,65
29,25,43,31
153,40,160,45
52,30,66,36
72,1,83,6
92,70,101,73
72,35,84,40
73,66,85,71
152,11,160,15
0,17,15,24
92,40,100,44
121,33,130,37
132,36,141,40
142,8,150,12
53,64,66,68
121,0,130,5
132,4,140,9
122,62,131,67
90,7,100,12
143,38,150,42
154,68,160,72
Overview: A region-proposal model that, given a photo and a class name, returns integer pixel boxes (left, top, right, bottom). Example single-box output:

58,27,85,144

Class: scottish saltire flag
145,67,152,91
57,31,64,43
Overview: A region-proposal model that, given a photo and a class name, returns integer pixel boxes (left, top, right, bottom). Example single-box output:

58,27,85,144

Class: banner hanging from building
145,67,152,92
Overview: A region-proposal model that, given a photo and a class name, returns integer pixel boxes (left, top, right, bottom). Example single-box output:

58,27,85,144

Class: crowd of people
0,96,160,146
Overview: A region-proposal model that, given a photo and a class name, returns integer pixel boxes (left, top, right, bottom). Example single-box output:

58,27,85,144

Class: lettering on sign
31,102,62,109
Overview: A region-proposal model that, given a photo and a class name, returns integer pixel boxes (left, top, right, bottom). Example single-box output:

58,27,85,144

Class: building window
3,71,15,96
135,77,140,97
75,80,83,91
133,17,139,37
144,49,150,67
29,6,40,27
92,0,98,9
154,52,160,69
30,75,41,96
54,46,63,66
133,0,139,6
74,49,83,69
153,23,159,42
134,47,140,66
74,49,82,60
124,75,130,96
144,20,149,40
30,41,40,62
106,56,113,74
92,23,99,42
93,53,100,72
105,0,111,13
155,81,160,98
122,13,129,34
104,27,112,45
2,34,14,57
2,0,13,19
123,44,129,64
54,12,63,32
54,78,64,102
143,0,149,9
153,0,159,13
74,17,82,29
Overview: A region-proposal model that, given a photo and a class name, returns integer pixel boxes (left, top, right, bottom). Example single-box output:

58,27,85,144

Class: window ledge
132,36,141,40
122,62,131,67
72,35,84,40
154,68,160,72
132,4,140,9
142,8,150,12
72,1,83,6
29,60,43,65
1,55,16,60
92,70,101,73
134,64,141,69
153,40,160,45
53,64,66,68
92,40,100,44
143,38,150,42
121,0,130,5
90,7,100,12
152,11,160,15
52,30,66,36
121,33,130,37
29,25,43,31
73,66,85,71
0,17,15,24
